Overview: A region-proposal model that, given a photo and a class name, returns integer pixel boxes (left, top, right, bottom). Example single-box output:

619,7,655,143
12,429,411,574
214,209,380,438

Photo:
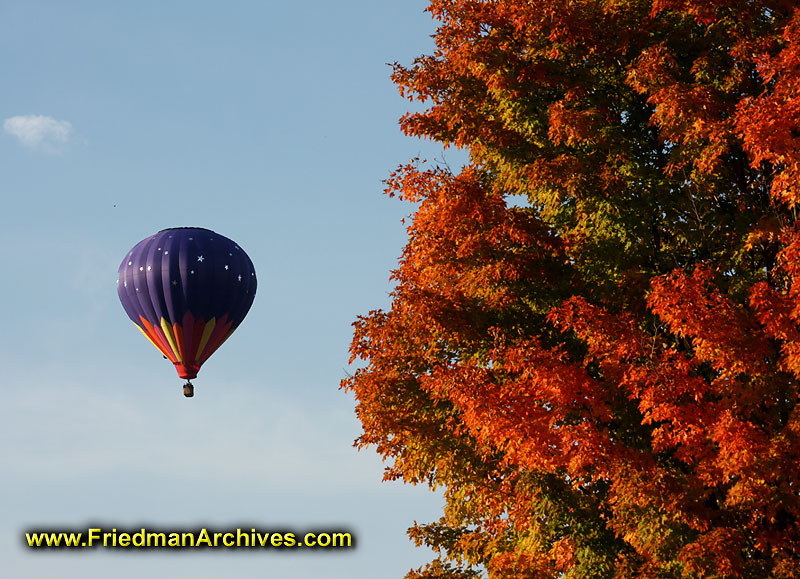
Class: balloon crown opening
158,226,214,232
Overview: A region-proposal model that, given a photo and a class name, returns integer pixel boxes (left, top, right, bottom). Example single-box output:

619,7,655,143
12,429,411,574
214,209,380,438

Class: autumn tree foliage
343,1,800,577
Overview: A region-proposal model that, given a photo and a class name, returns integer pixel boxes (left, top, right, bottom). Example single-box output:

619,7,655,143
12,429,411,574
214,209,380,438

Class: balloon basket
183,381,194,398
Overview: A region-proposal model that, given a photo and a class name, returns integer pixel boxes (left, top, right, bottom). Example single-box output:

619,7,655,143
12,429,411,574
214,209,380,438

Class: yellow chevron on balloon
195,317,217,362
160,317,183,363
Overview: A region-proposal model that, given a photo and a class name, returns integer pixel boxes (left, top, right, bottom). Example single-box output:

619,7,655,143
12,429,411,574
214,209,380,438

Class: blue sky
0,1,468,577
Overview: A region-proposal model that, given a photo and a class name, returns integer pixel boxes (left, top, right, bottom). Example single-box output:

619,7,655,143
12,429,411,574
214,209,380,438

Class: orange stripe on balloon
172,321,187,364
135,323,170,358
151,323,178,364
139,316,177,362
160,318,182,363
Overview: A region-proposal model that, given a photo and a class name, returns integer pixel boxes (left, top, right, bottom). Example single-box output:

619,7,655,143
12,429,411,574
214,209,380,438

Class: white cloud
3,114,73,152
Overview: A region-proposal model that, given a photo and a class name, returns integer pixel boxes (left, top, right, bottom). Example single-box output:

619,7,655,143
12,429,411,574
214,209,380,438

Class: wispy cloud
3,114,73,152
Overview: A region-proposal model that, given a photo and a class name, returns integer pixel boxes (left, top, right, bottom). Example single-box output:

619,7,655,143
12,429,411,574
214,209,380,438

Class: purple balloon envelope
117,227,256,394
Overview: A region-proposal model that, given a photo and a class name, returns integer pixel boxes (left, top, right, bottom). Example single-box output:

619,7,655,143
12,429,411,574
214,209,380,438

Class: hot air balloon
117,227,256,397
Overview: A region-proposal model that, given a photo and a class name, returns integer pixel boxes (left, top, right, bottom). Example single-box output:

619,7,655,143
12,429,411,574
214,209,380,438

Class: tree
343,1,800,577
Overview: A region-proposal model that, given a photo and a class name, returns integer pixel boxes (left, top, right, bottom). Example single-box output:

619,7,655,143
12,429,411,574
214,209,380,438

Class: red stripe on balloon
197,314,233,365
190,316,206,363
181,310,196,363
